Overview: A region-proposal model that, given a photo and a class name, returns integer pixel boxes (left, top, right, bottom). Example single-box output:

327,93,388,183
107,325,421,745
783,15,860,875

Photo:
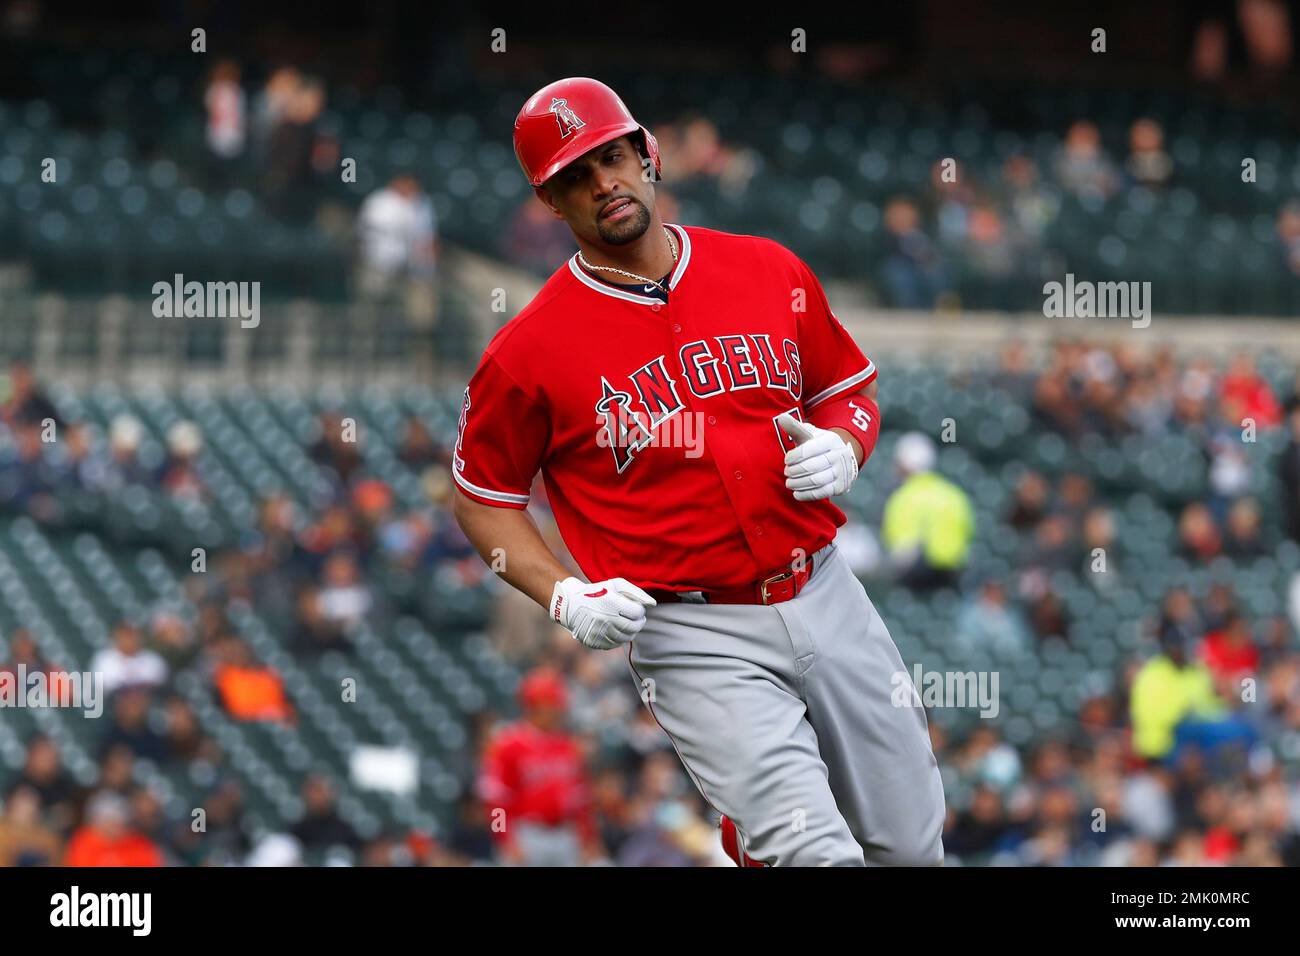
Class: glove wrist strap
549,579,570,625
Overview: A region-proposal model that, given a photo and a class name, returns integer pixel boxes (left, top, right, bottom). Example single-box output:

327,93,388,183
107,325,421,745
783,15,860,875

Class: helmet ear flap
637,127,662,182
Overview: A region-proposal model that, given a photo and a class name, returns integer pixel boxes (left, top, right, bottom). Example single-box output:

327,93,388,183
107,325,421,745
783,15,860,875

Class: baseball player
477,667,601,866
452,77,945,866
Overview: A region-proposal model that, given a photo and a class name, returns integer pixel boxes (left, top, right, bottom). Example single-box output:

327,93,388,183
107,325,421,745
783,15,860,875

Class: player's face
527,703,564,731
539,137,653,246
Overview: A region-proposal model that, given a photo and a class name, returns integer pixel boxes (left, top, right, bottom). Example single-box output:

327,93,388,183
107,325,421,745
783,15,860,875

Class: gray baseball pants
628,540,946,866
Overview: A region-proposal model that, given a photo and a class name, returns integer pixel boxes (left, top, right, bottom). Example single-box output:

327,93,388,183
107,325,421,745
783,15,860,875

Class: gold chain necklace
577,226,678,295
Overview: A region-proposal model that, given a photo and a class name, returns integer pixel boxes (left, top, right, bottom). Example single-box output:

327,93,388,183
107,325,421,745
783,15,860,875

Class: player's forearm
452,492,572,609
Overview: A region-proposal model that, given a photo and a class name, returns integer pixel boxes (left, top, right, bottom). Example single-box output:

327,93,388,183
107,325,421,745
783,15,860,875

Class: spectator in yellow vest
882,432,975,591
1129,636,1225,760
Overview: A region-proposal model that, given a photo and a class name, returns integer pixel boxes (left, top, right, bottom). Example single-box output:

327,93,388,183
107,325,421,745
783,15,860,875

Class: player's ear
534,185,565,220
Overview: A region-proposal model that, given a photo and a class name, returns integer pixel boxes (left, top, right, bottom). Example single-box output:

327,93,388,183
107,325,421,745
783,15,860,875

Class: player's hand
776,413,859,501
549,576,658,650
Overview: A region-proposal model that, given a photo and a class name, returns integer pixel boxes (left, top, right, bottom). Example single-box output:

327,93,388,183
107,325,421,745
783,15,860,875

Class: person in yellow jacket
881,432,975,590
1129,637,1227,760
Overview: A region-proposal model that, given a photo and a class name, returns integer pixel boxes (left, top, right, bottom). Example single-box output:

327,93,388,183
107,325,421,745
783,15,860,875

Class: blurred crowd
1021,339,1295,547
942,575,1299,867
877,113,1300,311
201,61,440,324
202,61,337,218
1,335,1299,865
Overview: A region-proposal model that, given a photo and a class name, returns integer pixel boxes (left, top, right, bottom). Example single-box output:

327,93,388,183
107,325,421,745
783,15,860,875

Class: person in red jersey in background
477,667,602,866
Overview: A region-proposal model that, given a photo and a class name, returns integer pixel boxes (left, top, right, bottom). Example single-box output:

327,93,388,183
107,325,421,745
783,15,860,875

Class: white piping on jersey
804,361,876,409
666,222,690,289
452,467,530,506
567,223,692,306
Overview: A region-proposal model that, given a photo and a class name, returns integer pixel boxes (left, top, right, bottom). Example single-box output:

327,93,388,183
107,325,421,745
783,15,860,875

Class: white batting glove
776,413,859,501
549,577,658,650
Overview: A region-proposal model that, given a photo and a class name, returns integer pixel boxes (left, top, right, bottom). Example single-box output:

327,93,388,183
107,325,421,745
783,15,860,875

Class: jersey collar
567,223,691,306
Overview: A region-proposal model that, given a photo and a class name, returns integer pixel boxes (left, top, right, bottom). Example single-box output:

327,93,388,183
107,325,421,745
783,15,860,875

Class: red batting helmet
513,77,661,187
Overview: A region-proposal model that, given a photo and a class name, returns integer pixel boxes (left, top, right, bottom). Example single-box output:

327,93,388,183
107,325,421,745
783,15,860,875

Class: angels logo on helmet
549,97,586,138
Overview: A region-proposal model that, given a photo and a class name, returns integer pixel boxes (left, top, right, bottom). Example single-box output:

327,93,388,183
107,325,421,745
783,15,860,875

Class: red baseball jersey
453,224,875,591
477,722,594,840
